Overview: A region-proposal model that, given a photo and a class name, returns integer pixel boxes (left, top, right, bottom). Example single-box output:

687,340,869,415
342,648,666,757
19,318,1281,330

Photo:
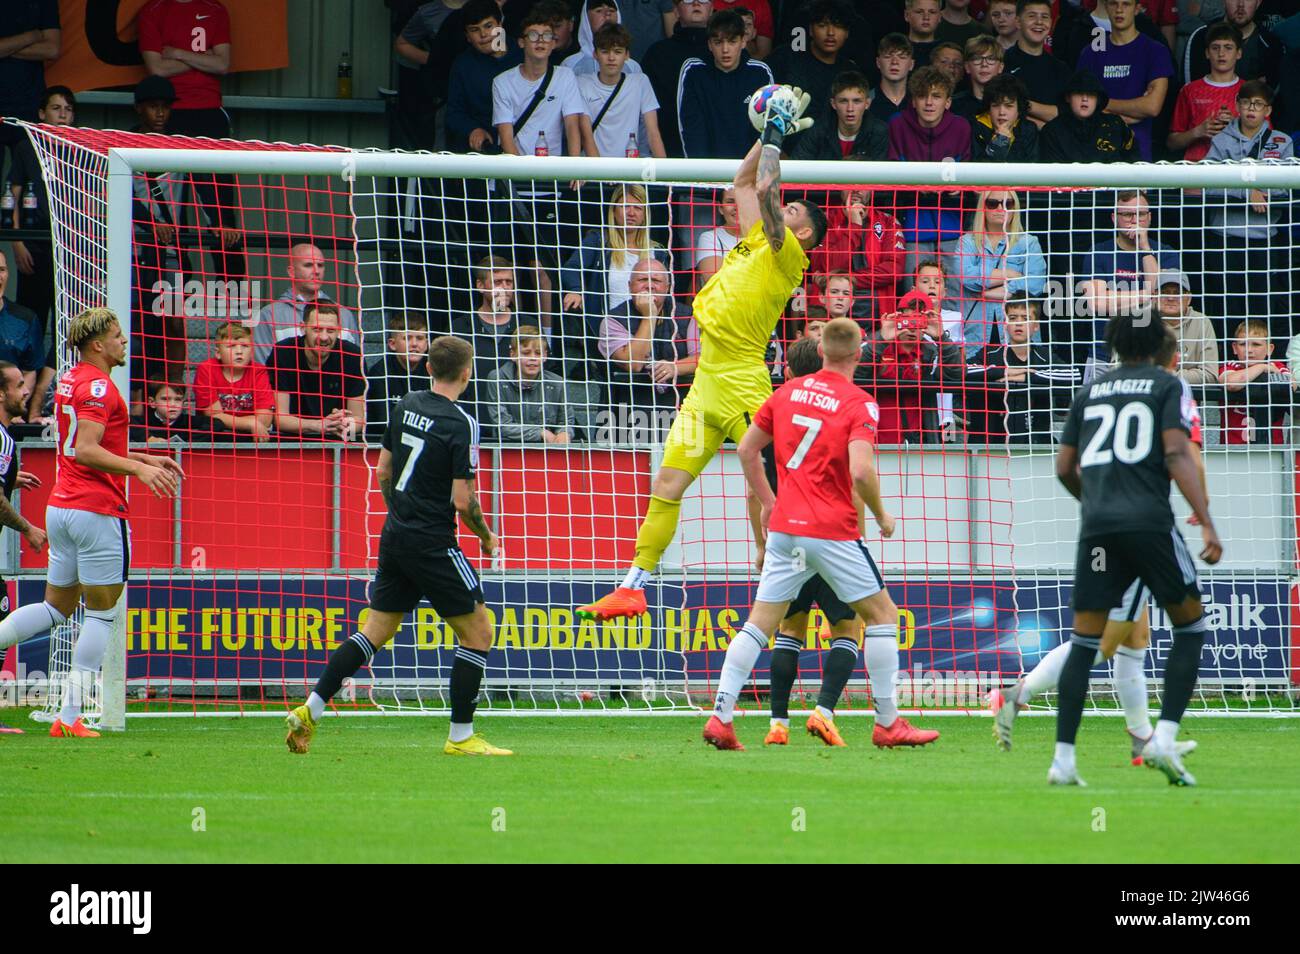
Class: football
747,83,795,132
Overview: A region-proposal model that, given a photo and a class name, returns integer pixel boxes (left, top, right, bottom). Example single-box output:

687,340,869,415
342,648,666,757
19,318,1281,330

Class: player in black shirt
1051,313,1222,786
0,361,48,733
285,337,512,756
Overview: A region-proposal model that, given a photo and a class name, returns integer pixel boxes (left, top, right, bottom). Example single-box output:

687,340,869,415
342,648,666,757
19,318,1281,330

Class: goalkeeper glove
761,86,814,149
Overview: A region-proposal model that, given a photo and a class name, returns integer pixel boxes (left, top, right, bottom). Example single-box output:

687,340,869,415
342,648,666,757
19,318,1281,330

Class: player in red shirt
0,309,182,738
702,318,940,750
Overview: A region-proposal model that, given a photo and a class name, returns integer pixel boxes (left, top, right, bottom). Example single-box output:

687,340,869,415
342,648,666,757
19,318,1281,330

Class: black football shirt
381,391,479,548
1060,364,1193,537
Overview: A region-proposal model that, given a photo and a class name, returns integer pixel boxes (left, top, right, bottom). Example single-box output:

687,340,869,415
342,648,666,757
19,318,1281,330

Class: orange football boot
806,711,847,747
872,717,938,748
764,721,790,745
49,718,100,739
703,715,745,751
576,587,647,621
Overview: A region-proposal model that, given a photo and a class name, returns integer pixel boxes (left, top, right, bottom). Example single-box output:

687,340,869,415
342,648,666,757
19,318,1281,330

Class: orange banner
45,0,288,93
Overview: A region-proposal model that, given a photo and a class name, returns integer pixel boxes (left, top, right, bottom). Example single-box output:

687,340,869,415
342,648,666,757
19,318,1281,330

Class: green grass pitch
2,713,1296,863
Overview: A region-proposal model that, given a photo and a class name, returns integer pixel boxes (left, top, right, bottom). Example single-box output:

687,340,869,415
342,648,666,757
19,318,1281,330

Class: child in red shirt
194,321,275,440
1219,318,1295,445
1168,22,1243,162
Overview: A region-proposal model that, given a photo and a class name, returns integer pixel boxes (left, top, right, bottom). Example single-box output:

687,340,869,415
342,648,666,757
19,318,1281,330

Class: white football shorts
754,531,885,607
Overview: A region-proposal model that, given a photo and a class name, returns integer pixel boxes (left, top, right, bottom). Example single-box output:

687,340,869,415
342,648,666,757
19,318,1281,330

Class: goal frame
78,148,1300,724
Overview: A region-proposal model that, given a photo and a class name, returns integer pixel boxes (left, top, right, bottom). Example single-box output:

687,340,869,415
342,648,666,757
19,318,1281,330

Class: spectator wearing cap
1074,0,1172,162
134,75,177,128
857,288,964,444
1202,80,1296,337
1155,269,1220,387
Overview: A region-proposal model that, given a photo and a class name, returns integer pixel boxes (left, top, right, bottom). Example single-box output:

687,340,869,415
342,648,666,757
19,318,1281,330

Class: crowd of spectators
6,0,1300,449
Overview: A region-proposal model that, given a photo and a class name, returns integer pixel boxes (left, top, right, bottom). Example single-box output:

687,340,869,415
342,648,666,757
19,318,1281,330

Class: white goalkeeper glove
763,86,814,143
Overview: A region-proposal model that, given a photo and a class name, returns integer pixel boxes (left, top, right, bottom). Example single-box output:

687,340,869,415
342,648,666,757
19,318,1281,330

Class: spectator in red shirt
713,0,773,57
137,0,243,284
809,181,906,321
1168,22,1243,161
856,289,964,444
194,320,275,441
1219,317,1296,445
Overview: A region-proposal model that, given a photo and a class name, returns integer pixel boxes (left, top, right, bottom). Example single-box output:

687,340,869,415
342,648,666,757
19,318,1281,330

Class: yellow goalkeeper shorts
660,366,772,478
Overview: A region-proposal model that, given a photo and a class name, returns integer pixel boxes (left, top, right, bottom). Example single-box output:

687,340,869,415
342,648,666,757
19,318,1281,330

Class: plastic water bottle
21,182,38,229
1,181,14,228
625,134,639,158
337,52,352,99
534,131,549,157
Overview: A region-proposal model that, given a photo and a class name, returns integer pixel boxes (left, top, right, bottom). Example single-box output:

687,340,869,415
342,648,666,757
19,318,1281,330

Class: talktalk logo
1150,593,1270,632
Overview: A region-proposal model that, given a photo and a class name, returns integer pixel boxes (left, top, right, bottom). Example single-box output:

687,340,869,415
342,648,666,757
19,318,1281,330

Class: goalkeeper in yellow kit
578,86,827,621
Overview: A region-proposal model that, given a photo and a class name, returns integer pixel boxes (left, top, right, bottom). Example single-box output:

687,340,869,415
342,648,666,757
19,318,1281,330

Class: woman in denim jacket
956,189,1046,358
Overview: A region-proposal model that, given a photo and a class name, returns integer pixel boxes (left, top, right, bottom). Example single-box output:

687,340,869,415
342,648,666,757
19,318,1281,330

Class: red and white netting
10,121,1298,721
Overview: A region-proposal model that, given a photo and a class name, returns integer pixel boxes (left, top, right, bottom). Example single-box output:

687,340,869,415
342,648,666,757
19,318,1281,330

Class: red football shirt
193,358,275,416
1171,77,1241,162
51,363,131,517
136,0,232,111
713,0,774,39
754,369,879,540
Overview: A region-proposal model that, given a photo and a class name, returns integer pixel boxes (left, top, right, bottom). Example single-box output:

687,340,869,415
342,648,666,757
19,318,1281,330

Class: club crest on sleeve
91,379,108,398
865,401,880,423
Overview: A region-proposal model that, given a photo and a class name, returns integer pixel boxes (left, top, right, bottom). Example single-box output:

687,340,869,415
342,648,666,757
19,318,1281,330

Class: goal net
10,120,1299,724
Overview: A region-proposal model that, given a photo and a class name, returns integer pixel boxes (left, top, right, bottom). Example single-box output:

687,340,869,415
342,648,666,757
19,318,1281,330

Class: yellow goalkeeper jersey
692,220,809,369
